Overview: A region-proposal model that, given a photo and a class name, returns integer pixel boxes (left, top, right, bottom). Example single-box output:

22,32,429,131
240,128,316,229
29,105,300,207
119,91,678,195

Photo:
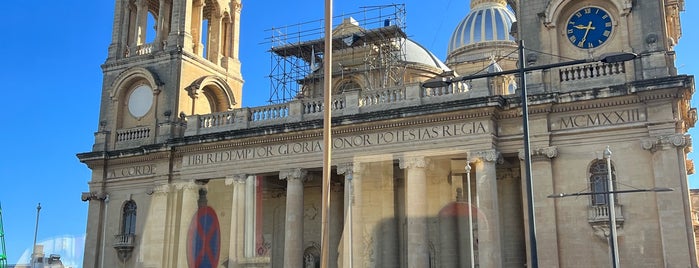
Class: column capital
399,156,430,169
279,168,309,182
469,149,502,163
336,162,363,178
225,174,248,185
641,134,692,153
151,184,171,195
518,146,558,161
174,181,199,190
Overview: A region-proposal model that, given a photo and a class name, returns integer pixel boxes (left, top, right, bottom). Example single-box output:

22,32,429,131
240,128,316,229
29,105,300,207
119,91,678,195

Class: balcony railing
559,62,626,82
116,126,151,142
588,204,624,224
113,233,136,261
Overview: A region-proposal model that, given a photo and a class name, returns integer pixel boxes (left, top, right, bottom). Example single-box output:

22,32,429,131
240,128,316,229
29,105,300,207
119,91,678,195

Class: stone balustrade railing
559,62,626,82
116,126,151,142
587,204,624,224
186,83,473,136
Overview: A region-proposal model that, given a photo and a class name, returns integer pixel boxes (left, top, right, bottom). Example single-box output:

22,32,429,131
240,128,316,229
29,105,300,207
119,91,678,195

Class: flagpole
320,0,333,266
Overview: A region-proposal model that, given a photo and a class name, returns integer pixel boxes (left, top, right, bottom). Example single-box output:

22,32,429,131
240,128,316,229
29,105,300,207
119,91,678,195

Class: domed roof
404,38,450,72
447,0,516,54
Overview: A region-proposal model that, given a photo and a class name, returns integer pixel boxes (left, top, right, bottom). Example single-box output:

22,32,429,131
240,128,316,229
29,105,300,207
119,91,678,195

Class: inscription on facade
183,121,487,167
107,164,156,179
553,109,643,130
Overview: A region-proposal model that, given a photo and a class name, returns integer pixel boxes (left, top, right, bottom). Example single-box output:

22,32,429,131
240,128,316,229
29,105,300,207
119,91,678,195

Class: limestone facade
78,0,697,267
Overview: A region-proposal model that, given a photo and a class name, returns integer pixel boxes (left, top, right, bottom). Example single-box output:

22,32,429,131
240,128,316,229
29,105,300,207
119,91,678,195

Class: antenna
0,203,7,268
31,203,41,267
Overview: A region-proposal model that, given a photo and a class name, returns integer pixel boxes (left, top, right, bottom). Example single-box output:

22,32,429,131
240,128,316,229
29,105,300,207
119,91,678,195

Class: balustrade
423,80,469,97
116,126,151,142
250,104,289,121
587,204,624,223
359,87,406,107
559,62,625,82
200,110,236,128
302,96,345,115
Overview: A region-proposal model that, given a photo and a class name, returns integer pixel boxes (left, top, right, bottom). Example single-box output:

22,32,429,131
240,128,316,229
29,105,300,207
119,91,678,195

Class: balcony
113,234,135,261
588,204,624,224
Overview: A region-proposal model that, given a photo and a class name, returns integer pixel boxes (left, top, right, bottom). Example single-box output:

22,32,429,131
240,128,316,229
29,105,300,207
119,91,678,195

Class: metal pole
465,161,475,268
31,203,41,268
320,0,333,266
604,146,620,267
519,40,538,267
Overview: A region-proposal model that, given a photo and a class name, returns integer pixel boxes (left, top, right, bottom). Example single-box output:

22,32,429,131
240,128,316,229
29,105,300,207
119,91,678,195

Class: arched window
122,200,137,235
589,160,616,206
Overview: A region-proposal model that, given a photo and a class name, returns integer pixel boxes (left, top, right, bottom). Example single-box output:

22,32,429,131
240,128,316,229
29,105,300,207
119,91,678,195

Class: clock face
566,7,613,49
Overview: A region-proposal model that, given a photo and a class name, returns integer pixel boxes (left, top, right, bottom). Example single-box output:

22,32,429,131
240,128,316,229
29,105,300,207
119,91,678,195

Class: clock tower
518,0,684,93
93,0,243,152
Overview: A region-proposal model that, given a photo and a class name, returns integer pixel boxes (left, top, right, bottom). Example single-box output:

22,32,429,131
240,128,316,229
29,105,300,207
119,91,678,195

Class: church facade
77,0,697,267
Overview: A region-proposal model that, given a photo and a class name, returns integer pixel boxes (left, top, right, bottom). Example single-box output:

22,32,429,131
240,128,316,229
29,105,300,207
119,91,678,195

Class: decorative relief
518,146,558,161
687,160,695,175
337,162,363,180
304,204,318,221
398,156,430,169
279,168,308,182
641,134,691,152
152,184,171,195
469,149,501,163
225,174,248,185
174,181,199,190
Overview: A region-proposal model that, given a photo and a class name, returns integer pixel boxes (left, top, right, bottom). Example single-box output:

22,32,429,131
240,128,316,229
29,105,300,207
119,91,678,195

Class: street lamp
423,40,637,267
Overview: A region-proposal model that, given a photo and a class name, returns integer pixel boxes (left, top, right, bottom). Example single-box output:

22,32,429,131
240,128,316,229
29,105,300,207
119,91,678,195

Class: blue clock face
566,7,613,49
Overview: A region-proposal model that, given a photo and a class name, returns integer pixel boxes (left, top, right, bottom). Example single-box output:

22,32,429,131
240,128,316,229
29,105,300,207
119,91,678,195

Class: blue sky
0,0,696,266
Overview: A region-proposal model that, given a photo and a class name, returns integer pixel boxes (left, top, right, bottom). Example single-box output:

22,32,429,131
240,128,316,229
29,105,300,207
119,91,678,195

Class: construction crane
0,202,7,268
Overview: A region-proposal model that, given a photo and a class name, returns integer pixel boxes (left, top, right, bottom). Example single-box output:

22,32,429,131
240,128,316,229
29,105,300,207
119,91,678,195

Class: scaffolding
263,4,407,104
0,203,7,268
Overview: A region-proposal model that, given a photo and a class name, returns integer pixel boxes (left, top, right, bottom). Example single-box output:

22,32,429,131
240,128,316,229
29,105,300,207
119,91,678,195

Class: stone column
337,162,363,268
469,150,502,268
642,134,697,267
399,156,430,268
226,174,247,267
134,0,148,45
174,181,200,267
280,168,308,268
518,146,559,267
207,14,222,63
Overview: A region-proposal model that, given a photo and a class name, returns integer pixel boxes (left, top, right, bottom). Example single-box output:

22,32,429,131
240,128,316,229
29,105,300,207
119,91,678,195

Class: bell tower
517,0,685,92
94,0,243,151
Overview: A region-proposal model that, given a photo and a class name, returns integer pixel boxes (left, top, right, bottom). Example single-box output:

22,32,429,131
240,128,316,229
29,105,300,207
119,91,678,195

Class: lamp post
604,146,620,268
423,40,636,267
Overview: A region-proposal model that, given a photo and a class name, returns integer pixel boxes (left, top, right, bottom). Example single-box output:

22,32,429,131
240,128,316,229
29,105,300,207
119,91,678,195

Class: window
589,160,615,206
122,200,137,235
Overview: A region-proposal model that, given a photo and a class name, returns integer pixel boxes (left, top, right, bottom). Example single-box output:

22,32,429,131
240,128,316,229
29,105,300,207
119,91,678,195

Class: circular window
127,84,153,118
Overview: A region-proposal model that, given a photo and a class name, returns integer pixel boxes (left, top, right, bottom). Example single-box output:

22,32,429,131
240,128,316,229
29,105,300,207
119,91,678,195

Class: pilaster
336,162,363,268
518,146,560,268
641,134,697,267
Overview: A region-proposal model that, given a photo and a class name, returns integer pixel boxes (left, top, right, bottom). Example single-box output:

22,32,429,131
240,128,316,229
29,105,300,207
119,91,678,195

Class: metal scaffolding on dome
263,4,407,104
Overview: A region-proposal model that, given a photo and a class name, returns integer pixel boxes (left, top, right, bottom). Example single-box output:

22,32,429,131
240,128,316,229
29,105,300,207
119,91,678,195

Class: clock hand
573,24,596,30
581,21,593,43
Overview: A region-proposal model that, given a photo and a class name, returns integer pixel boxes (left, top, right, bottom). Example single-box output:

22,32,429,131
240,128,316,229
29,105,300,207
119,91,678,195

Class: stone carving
641,134,691,152
399,156,430,169
518,146,558,161
224,174,247,185
469,149,501,163
337,162,363,180
279,168,308,182
304,204,318,220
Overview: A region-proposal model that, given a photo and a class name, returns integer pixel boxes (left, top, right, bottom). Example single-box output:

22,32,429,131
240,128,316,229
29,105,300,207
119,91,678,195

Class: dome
403,38,451,72
447,0,516,54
